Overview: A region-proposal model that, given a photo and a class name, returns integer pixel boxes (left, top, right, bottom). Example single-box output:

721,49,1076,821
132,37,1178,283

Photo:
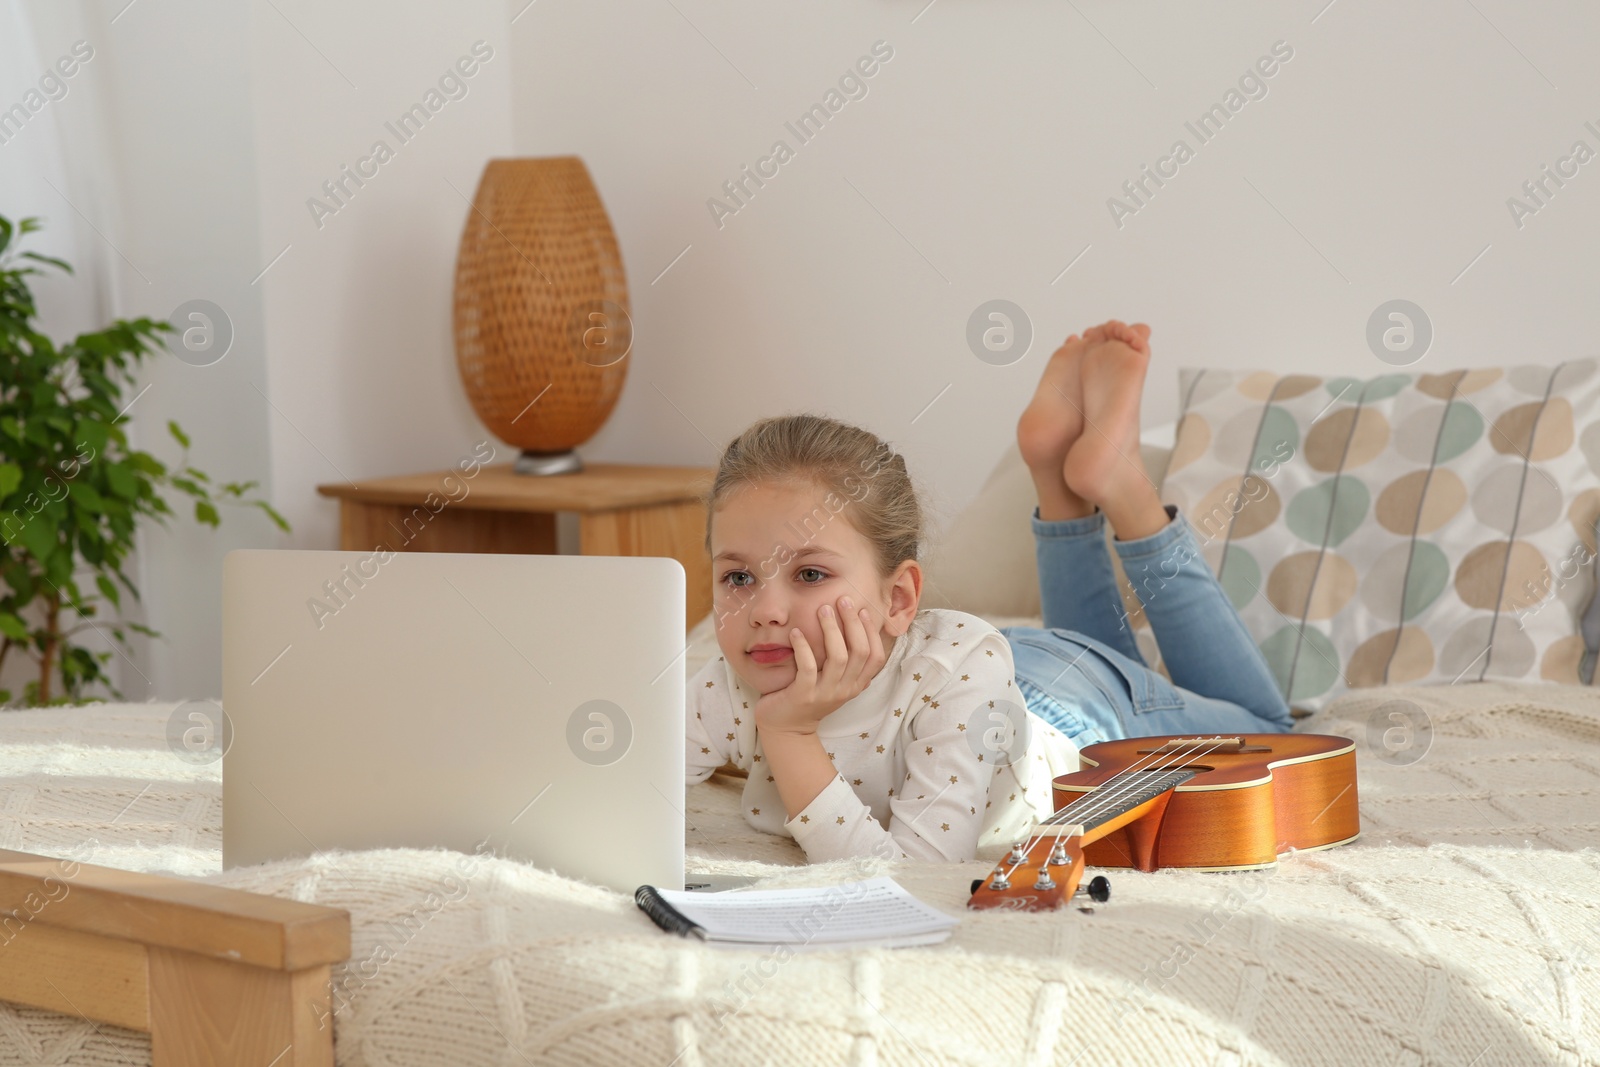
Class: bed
2,427,1597,1065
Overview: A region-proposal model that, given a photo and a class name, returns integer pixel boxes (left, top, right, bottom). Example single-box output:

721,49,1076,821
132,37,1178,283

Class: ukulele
968,734,1359,912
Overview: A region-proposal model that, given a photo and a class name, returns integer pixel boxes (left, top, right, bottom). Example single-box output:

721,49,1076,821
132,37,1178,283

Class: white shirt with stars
686,607,1080,864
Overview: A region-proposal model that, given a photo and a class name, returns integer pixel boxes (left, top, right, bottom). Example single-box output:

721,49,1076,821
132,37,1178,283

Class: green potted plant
0,213,288,707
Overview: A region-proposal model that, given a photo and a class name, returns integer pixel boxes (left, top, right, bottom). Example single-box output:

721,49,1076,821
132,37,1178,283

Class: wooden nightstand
316,463,714,630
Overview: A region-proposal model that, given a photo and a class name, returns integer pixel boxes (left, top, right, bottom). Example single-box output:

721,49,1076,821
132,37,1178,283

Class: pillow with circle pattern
1154,362,1600,715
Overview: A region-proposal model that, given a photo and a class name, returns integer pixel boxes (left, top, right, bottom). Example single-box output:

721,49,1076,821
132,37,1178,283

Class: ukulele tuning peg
1075,875,1110,903
1048,843,1068,867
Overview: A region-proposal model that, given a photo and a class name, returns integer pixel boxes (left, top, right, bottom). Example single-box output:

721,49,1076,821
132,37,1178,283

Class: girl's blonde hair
702,413,925,584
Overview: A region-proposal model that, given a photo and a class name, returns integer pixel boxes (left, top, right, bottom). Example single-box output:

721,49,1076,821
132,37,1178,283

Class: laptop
222,549,686,894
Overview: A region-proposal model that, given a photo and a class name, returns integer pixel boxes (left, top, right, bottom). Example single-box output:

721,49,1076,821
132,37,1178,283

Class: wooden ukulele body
1055,733,1360,872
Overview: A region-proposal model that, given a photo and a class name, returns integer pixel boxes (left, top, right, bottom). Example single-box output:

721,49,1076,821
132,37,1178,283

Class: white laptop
221,549,686,894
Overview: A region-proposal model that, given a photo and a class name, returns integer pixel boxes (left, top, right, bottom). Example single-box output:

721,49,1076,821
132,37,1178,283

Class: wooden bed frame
0,848,350,1065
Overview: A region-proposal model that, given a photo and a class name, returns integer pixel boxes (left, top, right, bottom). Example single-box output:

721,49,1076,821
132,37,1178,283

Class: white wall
509,0,1600,531
6,0,511,702
9,0,1600,700
88,0,277,706
247,0,515,554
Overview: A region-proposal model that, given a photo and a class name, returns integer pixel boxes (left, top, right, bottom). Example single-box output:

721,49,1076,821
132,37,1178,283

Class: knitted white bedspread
1,676,1597,1065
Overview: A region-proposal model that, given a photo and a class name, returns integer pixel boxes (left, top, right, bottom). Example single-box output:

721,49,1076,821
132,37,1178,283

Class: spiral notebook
635,876,958,950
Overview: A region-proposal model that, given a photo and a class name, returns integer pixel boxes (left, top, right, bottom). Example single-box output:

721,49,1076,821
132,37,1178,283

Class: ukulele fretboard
1068,767,1199,833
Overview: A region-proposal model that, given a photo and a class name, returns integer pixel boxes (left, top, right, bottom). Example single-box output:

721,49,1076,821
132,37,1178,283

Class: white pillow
920,423,1176,631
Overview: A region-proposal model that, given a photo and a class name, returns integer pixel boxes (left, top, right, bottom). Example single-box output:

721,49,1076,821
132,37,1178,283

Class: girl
685,320,1293,864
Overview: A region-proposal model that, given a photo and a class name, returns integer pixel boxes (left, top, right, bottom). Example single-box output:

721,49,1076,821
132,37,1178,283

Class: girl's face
709,479,920,696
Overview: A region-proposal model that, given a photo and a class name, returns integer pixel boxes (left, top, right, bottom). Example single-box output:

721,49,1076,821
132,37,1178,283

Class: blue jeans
1000,503,1294,748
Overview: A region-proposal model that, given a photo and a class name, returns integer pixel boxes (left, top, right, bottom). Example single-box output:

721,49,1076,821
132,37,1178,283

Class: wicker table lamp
452,156,632,476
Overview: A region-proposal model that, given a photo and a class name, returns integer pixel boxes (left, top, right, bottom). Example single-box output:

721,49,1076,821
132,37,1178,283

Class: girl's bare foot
1017,332,1094,520
1084,319,1151,355
1062,322,1170,541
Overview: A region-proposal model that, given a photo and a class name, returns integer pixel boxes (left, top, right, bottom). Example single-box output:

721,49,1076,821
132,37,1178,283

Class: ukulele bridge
1156,736,1240,749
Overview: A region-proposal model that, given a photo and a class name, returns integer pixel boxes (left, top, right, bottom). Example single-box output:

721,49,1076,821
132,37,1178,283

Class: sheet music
652,876,958,944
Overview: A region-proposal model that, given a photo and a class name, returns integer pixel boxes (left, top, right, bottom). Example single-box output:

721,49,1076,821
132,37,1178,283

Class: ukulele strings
995,736,1231,884
995,736,1205,882
996,736,1228,884
1045,736,1230,830
1035,736,1224,845
997,740,1195,881
995,737,1208,883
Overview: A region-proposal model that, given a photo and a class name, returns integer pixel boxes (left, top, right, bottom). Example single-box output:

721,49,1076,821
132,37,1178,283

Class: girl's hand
754,596,887,737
